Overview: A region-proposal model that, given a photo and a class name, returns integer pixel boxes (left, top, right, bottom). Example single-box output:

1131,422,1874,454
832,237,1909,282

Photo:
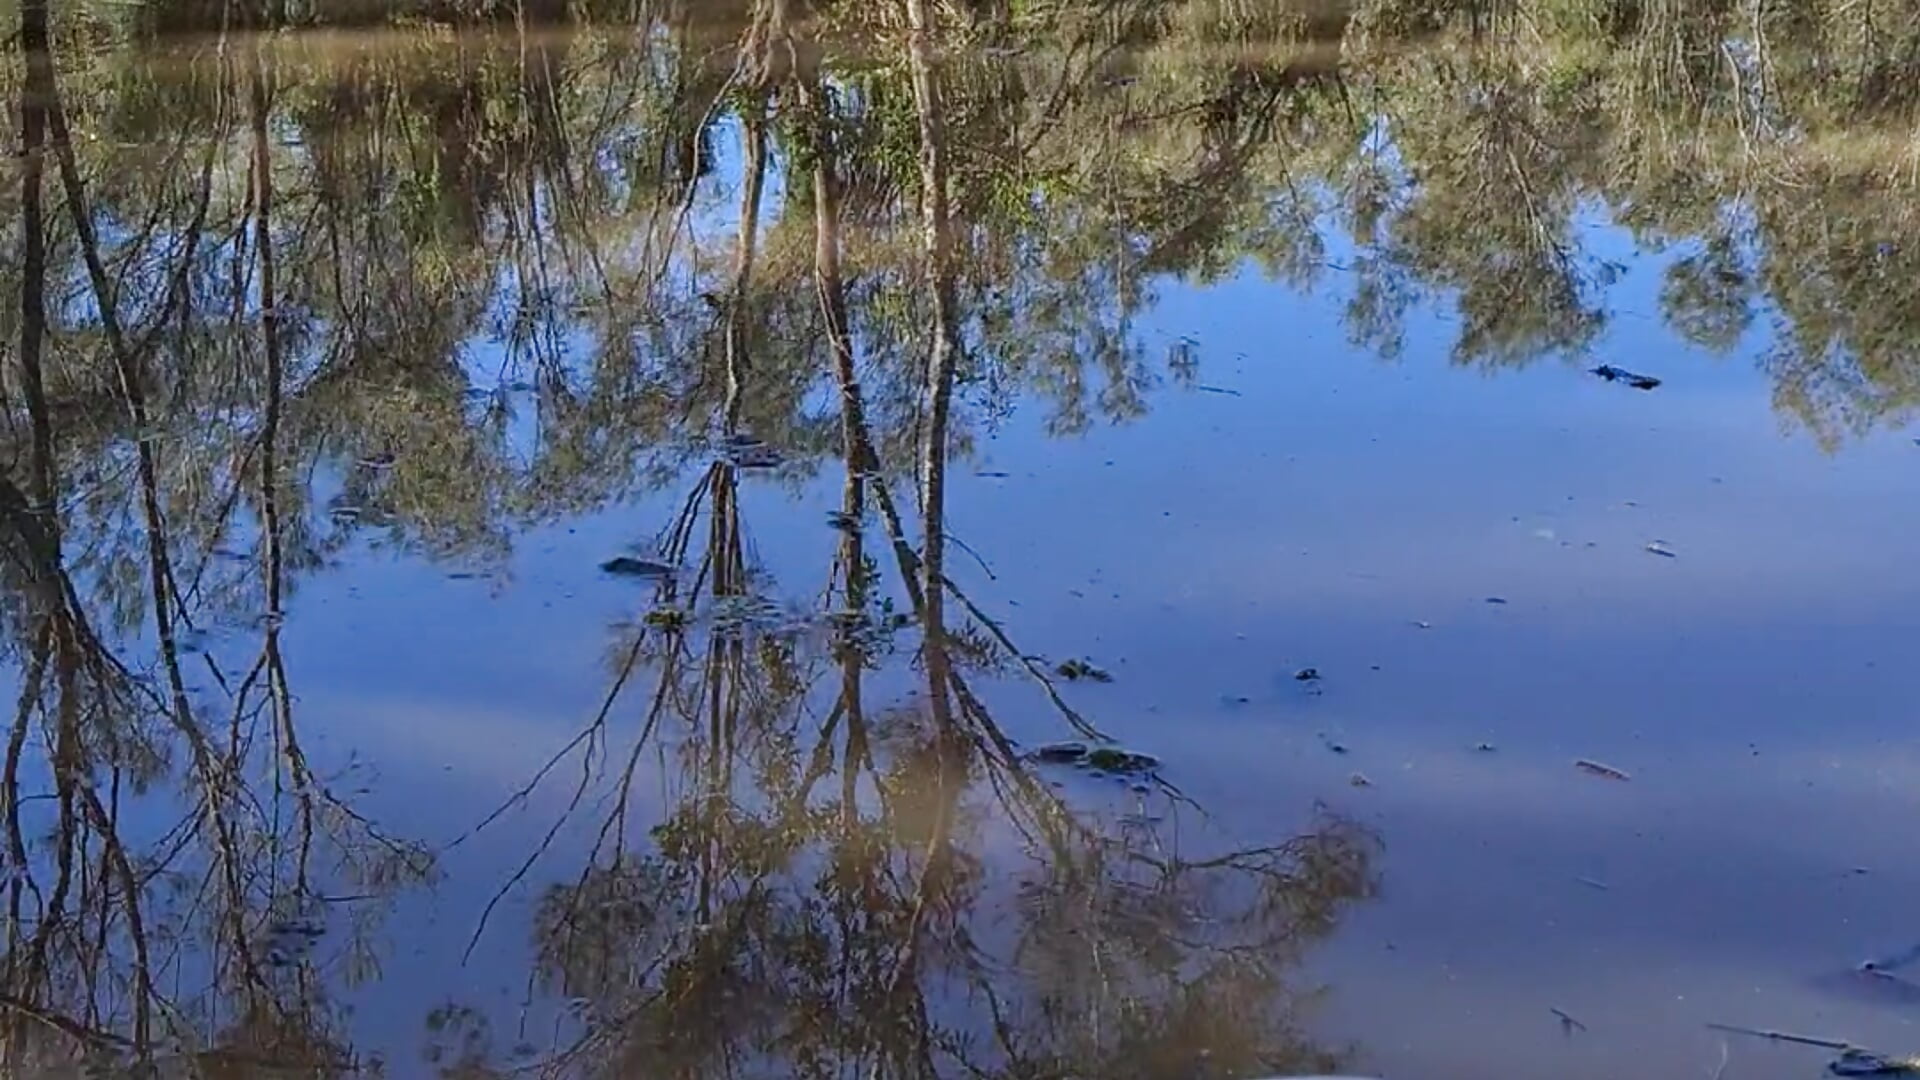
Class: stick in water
1705,1022,1853,1051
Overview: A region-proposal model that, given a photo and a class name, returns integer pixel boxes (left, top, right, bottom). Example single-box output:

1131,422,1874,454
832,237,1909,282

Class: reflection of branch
458,470,717,960
0,990,133,1051
940,575,1104,740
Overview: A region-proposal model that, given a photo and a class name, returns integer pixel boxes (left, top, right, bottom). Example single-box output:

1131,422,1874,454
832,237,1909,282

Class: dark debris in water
1030,742,1088,764
1084,746,1159,773
644,607,689,630
1294,667,1321,682
1591,364,1662,390
1574,758,1631,781
1027,741,1160,777
1708,1023,1920,1076
1833,1050,1920,1075
600,555,676,578
1550,1006,1587,1036
1055,658,1112,682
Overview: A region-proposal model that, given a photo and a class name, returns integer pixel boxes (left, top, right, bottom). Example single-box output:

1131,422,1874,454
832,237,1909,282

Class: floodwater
3,4,1920,1077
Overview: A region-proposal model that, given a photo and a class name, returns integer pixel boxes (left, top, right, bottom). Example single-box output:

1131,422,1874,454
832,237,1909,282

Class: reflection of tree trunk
41,27,198,733
804,87,891,826
724,99,769,434
805,83,926,612
253,59,317,900
903,0,962,728
889,5,969,1040
255,67,283,616
20,14,163,1045
8,0,67,1046
9,13,54,1006
18,19,52,516
35,16,263,1024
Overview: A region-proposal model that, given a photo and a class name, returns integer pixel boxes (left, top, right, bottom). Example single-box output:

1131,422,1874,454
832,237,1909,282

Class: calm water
4,3,1920,1077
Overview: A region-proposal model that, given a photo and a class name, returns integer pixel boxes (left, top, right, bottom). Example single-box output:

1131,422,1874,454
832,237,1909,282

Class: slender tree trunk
724,99,769,435
19,19,52,515
902,0,962,729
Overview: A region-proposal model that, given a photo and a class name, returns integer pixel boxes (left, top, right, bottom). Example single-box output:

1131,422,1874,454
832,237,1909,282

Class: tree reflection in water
501,253,1379,1080
479,57,1383,1067
12,0,1916,1069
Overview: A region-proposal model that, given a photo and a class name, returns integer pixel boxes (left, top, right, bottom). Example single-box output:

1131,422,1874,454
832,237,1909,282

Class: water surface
3,3,1920,1077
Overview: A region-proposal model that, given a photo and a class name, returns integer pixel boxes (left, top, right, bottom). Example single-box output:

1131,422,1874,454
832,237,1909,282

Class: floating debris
1083,747,1159,774
1833,1049,1920,1075
1706,1023,1920,1076
1474,742,1498,753
1645,540,1678,558
1551,1007,1588,1036
643,608,688,630
1591,364,1662,390
974,470,1011,478
1574,758,1631,781
1861,944,1920,974
600,556,676,578
1575,876,1611,891
1030,742,1088,764
1349,772,1372,788
1485,596,1508,605
1055,658,1113,683
1324,738,1350,755
1294,667,1321,682
1028,742,1160,777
